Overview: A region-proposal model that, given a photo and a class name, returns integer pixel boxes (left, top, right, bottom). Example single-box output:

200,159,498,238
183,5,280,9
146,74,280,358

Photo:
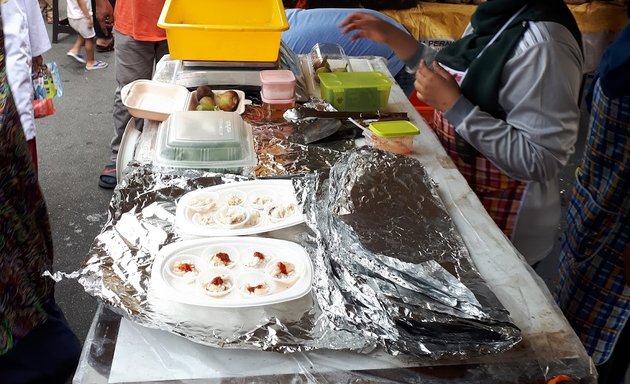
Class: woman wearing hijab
340,0,584,266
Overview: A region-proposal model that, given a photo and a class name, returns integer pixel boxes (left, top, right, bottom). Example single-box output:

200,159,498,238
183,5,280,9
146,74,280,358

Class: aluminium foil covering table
71,57,596,383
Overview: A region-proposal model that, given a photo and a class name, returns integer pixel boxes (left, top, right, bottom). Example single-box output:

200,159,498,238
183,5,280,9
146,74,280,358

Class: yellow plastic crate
157,0,289,62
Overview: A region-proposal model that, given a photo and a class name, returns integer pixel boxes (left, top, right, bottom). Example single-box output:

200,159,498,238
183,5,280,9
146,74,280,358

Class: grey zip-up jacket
406,21,584,264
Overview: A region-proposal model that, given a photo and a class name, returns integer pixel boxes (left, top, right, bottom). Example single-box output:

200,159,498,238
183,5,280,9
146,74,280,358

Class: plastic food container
154,111,257,173
175,179,304,237
363,120,420,155
121,80,248,121
157,0,289,62
260,92,296,122
151,237,314,308
309,43,352,74
259,70,296,100
121,80,190,121
318,72,392,112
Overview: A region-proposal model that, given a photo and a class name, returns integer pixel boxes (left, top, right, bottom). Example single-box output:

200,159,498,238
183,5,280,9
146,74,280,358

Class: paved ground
37,25,116,346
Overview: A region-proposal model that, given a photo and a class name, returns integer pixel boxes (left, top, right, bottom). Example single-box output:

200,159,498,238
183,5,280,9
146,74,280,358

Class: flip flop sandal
66,51,86,64
98,162,117,189
86,61,109,70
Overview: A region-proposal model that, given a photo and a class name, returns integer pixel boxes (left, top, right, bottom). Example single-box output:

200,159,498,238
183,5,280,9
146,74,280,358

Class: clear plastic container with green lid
364,120,420,155
155,111,256,174
318,71,392,112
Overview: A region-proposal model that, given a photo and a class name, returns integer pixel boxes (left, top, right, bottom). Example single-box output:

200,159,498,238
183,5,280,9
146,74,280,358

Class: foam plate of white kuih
151,237,313,308
175,179,304,237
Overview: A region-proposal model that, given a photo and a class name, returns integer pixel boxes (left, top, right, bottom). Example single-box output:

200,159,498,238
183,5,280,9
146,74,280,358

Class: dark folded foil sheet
67,147,520,358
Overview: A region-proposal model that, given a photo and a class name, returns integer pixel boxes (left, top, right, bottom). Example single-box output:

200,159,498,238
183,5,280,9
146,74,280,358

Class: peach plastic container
259,70,296,100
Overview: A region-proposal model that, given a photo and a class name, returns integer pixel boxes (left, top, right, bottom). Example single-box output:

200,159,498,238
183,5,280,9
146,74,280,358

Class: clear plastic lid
155,111,257,172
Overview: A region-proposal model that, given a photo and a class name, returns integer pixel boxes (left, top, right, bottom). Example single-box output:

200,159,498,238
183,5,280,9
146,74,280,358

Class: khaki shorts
69,17,96,39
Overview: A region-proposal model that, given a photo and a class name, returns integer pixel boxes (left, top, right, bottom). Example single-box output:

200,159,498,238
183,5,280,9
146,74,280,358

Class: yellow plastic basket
157,0,289,62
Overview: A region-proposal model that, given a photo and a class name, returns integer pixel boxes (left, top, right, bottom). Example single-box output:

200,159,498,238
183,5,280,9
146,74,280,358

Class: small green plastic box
318,72,392,112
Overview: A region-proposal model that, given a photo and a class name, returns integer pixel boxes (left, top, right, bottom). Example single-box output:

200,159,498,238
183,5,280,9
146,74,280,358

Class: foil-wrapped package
69,147,520,358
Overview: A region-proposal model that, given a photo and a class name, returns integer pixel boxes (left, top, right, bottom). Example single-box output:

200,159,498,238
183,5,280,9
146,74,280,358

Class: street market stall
65,1,598,382
67,55,596,383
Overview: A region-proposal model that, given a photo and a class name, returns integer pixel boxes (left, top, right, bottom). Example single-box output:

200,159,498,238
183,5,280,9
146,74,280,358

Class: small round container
221,190,247,206
213,205,250,229
247,189,277,210
237,271,273,297
243,247,274,269
245,209,263,228
204,244,240,268
184,191,220,214
197,268,234,297
265,259,300,284
192,211,216,227
265,202,298,223
260,70,296,100
364,120,420,155
165,254,205,284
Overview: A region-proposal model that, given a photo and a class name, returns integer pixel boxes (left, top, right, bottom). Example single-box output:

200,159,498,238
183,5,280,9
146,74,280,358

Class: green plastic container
155,111,256,173
318,72,392,112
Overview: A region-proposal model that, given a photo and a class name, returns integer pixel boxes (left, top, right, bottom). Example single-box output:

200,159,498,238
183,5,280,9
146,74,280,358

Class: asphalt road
37,26,117,347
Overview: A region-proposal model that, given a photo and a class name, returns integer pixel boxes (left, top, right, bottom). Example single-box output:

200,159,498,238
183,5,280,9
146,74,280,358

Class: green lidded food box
318,72,392,112
155,111,256,174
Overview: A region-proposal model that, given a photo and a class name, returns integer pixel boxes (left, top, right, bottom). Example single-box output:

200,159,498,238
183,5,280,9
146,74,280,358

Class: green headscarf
435,0,582,119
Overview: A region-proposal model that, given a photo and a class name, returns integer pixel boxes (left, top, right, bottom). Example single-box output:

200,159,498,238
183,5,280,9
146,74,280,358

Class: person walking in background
555,22,630,384
281,7,416,96
66,0,109,70
0,10,81,382
1,0,51,175
339,0,584,266
94,0,115,52
97,0,168,189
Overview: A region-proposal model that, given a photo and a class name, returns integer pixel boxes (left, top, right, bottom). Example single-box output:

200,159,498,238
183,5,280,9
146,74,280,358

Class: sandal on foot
98,162,117,189
66,51,86,64
86,61,109,70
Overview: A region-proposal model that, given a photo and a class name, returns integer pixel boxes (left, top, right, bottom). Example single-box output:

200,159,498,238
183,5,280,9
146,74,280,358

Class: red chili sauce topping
178,262,194,273
247,284,265,294
277,262,288,276
215,252,231,264
253,251,265,260
211,276,224,286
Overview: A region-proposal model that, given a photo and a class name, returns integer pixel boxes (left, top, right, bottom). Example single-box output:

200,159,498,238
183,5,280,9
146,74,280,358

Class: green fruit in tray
215,90,239,112
197,96,216,111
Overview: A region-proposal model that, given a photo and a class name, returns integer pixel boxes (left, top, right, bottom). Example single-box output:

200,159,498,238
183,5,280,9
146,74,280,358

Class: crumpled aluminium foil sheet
72,147,520,358
294,147,521,357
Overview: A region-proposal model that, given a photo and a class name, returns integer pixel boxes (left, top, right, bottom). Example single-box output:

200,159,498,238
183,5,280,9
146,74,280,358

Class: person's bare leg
69,36,85,56
85,38,96,67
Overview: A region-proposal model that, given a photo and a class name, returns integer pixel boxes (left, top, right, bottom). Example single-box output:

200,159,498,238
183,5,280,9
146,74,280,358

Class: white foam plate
175,179,304,237
151,237,313,308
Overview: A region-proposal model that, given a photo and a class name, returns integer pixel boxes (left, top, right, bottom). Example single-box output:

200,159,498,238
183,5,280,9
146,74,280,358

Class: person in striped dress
555,22,630,384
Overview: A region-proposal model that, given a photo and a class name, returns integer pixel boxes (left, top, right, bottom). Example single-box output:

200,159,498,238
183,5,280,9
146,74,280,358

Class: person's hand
338,12,398,44
32,55,45,72
95,0,114,35
86,18,94,29
414,60,462,112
